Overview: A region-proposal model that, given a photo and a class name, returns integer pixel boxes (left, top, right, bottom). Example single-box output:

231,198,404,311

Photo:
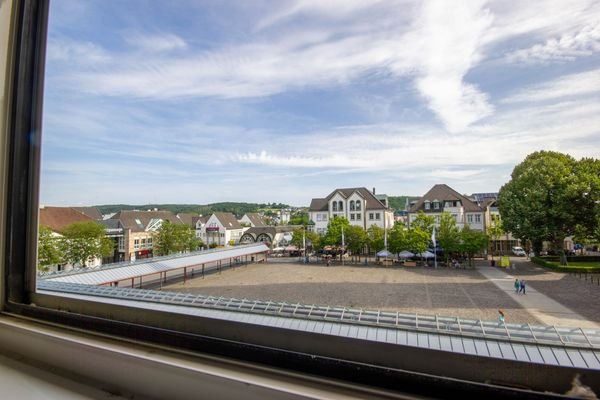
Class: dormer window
424,201,430,210
332,202,337,211
350,200,355,211
338,201,343,211
356,201,361,211
433,201,440,210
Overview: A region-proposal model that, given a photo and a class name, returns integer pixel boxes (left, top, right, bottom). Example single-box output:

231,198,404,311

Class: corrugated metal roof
42,243,269,286
38,280,600,370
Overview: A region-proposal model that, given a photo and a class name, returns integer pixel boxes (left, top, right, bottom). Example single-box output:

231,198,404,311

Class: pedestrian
514,278,520,293
498,309,505,324
519,279,526,294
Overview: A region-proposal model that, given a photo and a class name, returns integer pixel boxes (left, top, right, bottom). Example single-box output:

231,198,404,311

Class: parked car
511,246,526,256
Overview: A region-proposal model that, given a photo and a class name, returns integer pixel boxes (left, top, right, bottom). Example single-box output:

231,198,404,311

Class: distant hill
94,202,290,218
387,196,419,211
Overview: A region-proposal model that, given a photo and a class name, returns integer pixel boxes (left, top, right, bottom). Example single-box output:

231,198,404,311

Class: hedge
531,256,600,273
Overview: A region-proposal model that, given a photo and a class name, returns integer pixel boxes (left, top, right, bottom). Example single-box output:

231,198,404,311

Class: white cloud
46,38,111,64
406,0,495,132
502,68,600,103
125,32,188,52
505,24,600,64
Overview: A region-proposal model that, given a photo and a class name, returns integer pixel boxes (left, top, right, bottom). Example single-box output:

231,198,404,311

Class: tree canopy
153,221,201,256
498,151,600,263
61,221,113,267
322,217,351,246
37,225,63,271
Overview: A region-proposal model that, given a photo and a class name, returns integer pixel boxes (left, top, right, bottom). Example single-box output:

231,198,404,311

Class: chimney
372,187,376,195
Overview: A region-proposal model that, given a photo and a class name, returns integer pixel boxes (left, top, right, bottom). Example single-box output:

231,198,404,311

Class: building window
350,200,355,211
475,214,481,223
147,238,153,247
350,213,355,220
134,239,140,249
118,237,124,250
356,201,361,211
433,201,439,210
375,212,380,220
332,202,337,211
322,214,327,221
316,214,321,221
141,238,146,247
467,215,473,223
369,213,374,220
356,213,361,220
424,201,430,210
338,201,343,211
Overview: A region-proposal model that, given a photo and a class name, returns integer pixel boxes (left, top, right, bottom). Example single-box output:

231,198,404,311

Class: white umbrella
398,250,415,259
272,246,285,251
418,251,435,258
376,249,393,258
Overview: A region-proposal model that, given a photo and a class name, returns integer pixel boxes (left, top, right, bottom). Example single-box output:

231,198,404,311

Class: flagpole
432,226,437,269
341,226,345,266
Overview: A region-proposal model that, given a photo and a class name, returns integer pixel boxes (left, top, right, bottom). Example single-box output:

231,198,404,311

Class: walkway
478,262,600,330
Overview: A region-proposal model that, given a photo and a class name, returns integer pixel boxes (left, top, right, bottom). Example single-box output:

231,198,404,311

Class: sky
40,0,600,207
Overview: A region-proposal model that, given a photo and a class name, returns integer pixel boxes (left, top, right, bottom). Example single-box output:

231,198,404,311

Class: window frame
1,3,589,398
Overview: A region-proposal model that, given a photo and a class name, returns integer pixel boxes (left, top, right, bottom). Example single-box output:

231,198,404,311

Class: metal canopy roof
38,281,600,370
41,243,269,286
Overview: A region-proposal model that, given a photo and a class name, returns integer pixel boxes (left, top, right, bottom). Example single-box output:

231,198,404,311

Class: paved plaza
162,257,600,328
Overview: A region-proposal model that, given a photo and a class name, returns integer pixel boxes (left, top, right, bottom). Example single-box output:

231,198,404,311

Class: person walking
519,279,526,294
498,309,505,324
514,278,520,293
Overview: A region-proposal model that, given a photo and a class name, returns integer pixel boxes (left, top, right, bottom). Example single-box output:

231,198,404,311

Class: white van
512,246,526,256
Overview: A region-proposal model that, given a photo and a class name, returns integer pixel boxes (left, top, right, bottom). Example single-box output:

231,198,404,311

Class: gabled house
308,187,393,234
408,184,485,231
177,213,201,229
199,212,244,246
39,206,100,271
239,213,266,227
109,210,183,261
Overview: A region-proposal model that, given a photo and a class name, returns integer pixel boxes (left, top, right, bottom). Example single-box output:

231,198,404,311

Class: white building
198,212,245,246
408,184,485,231
308,188,393,234
239,213,266,227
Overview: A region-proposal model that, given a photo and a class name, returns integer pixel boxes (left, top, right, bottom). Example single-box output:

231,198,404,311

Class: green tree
388,223,409,255
459,226,488,267
498,151,600,265
345,225,367,262
291,228,321,252
486,217,504,260
410,211,435,234
61,221,113,267
154,221,200,256
37,225,63,271
323,217,350,246
437,212,460,262
366,224,384,254
407,228,429,255
289,211,309,226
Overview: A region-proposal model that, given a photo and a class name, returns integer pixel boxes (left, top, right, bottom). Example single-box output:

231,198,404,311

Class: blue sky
40,0,600,207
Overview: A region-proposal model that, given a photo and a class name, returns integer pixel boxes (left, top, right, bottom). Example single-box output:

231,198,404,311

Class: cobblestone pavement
502,257,600,324
162,259,552,324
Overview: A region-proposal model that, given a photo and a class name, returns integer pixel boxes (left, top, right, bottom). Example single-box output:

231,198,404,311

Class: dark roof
198,215,209,225
309,198,328,212
98,219,122,229
243,213,266,226
110,210,183,232
408,184,483,213
72,207,103,220
39,207,94,234
177,213,200,228
213,212,242,229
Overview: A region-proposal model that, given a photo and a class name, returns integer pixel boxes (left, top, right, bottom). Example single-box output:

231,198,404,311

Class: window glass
29,1,600,394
